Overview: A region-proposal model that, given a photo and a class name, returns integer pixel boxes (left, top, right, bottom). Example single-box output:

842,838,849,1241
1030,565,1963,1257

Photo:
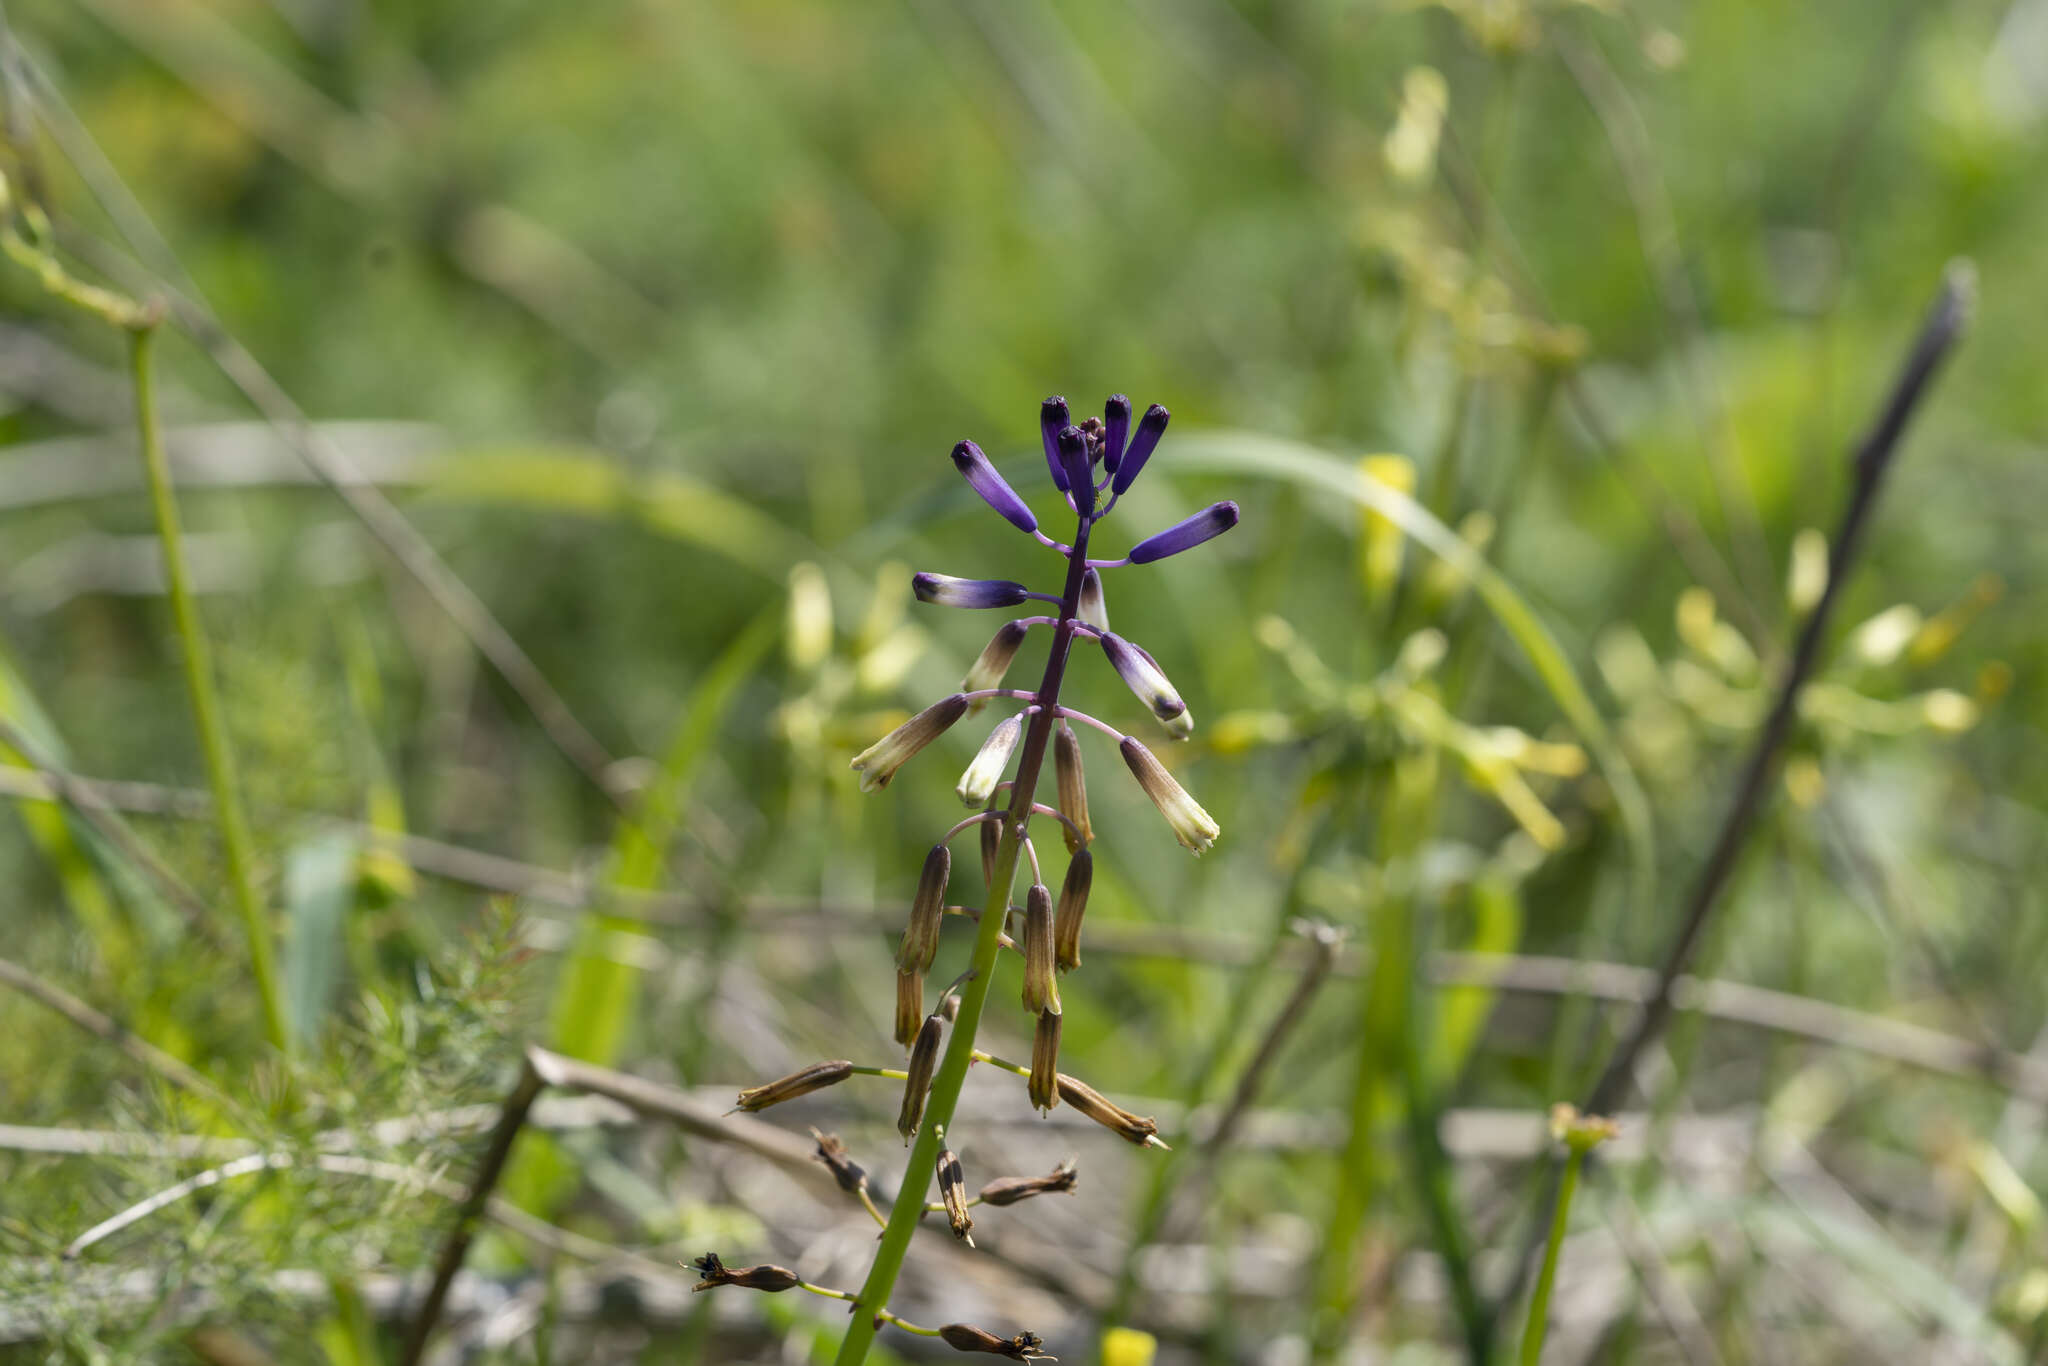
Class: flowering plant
702,395,1238,1362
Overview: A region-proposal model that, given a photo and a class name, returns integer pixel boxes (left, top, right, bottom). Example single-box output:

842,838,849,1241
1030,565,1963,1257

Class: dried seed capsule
1077,567,1109,633
1057,1073,1167,1148
731,1060,854,1113
963,620,1030,702
1100,633,1188,732
980,812,1001,888
1054,850,1091,973
1029,1007,1061,1114
1127,501,1240,564
810,1128,867,1194
936,1146,974,1244
850,694,970,792
896,968,925,1048
952,440,1038,534
1053,723,1090,853
939,1324,1055,1360
1120,736,1219,854
1021,884,1059,1015
691,1253,802,1293
979,1157,1078,1207
957,713,1023,807
898,1013,943,1142
897,846,950,974
913,573,1033,610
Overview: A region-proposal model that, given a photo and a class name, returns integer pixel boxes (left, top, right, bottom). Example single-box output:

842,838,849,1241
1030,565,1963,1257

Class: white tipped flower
963,621,1030,704
850,694,969,792
1078,568,1110,632
1119,736,1219,854
1101,633,1188,734
956,713,1023,806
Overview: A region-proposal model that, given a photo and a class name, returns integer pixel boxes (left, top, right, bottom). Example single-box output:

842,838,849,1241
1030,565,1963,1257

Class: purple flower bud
1039,396,1071,491
1128,501,1240,564
1101,632,1187,726
1057,426,1096,516
913,573,1031,609
1102,395,1132,473
951,440,1038,534
1110,402,1169,494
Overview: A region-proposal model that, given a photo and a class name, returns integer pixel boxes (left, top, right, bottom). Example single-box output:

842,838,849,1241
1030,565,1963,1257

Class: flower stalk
824,395,1234,1364
832,509,1096,1365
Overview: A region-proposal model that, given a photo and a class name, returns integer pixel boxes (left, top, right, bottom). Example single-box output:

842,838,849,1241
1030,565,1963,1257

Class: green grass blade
1172,431,1656,917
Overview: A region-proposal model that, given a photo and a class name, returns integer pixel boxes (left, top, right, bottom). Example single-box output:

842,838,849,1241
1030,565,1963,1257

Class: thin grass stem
128,326,288,1055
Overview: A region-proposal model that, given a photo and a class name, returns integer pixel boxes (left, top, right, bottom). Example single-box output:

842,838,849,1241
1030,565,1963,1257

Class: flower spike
1110,403,1169,494
952,440,1038,533
914,573,1031,609
851,694,970,791
1101,395,1132,473
1128,501,1240,564
1039,396,1071,491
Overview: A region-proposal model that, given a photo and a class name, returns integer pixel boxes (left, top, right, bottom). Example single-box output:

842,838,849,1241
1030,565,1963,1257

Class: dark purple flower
1057,426,1096,517
1039,396,1071,491
1102,395,1132,473
913,573,1031,609
1110,403,1169,495
951,440,1037,534
1128,501,1239,564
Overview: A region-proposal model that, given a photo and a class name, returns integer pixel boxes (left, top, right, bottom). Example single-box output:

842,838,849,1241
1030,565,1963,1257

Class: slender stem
833,512,1094,1366
1053,706,1125,744
129,326,289,1055
972,1050,1030,1077
1519,1146,1585,1366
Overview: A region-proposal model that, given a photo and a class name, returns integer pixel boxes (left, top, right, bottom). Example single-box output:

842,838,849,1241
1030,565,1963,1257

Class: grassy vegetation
2,1,2044,1362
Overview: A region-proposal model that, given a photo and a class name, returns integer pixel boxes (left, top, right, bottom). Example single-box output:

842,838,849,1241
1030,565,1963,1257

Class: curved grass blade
1170,431,1655,916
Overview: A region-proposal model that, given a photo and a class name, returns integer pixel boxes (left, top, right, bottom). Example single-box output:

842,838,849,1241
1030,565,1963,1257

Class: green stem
831,514,1094,1366
1519,1146,1585,1366
129,326,288,1054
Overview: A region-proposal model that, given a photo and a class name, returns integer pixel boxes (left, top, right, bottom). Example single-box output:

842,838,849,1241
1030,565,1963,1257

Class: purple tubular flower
1128,501,1240,564
1102,395,1132,473
913,573,1031,609
1101,632,1186,724
1110,403,1169,495
1039,396,1071,491
1057,426,1097,517
951,440,1037,534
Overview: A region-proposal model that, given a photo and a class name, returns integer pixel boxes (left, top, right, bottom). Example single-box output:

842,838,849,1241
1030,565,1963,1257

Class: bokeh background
2,0,2044,1362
